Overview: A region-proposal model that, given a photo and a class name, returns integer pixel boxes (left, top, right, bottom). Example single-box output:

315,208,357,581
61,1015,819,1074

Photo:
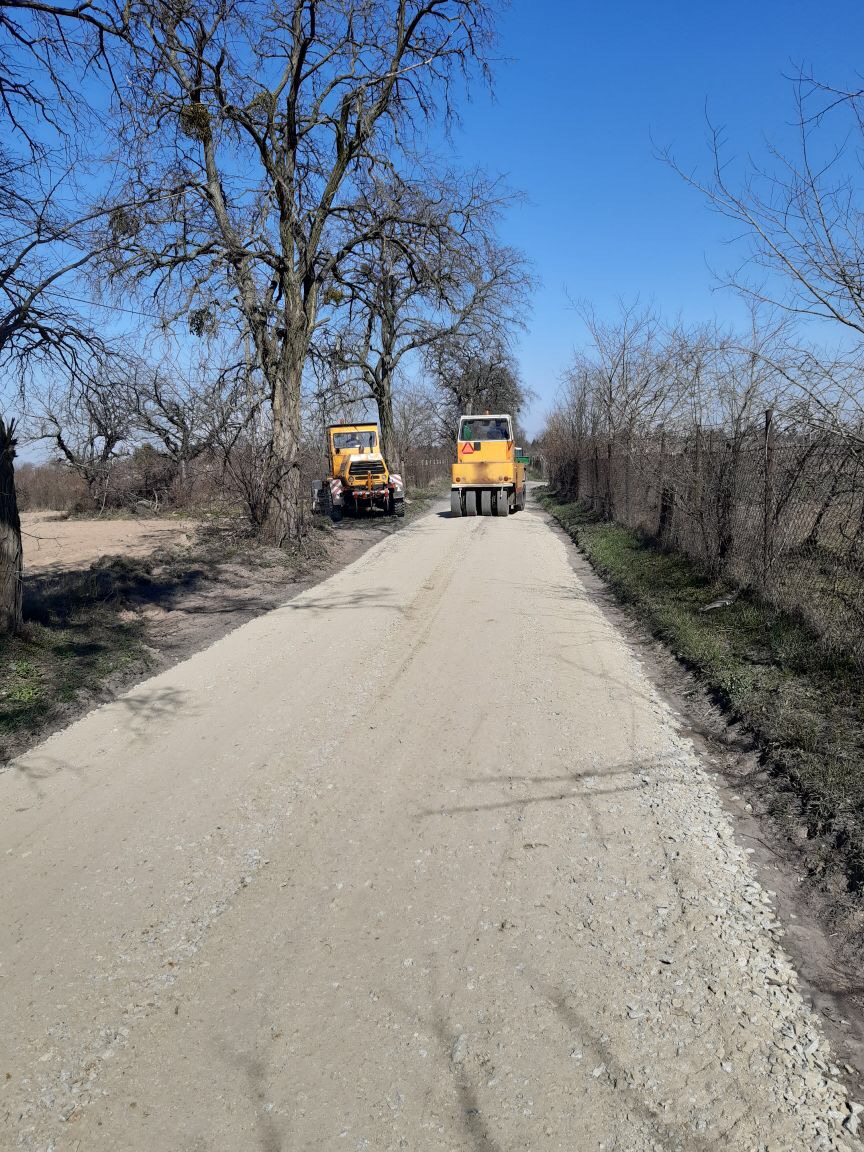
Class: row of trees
18,338,527,518
542,70,864,658
543,302,864,657
0,0,533,631
546,65,864,498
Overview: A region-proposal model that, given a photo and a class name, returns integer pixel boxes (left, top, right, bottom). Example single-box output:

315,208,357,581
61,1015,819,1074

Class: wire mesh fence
559,413,864,663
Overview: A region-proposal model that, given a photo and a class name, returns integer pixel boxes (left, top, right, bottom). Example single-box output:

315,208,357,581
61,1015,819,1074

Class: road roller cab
450,413,526,518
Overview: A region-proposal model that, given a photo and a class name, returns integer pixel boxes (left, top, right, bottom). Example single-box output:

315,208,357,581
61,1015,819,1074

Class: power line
59,291,168,322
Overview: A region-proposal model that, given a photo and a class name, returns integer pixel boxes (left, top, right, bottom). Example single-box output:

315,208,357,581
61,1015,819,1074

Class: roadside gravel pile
616,722,862,1152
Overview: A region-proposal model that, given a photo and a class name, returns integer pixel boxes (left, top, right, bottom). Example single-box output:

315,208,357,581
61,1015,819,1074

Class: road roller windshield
458,417,512,442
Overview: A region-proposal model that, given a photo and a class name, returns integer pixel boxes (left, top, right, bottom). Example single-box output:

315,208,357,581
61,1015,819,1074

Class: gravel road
1,497,860,1151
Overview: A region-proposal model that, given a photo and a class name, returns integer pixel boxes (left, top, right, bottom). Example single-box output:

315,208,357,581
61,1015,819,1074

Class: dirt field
21,511,199,574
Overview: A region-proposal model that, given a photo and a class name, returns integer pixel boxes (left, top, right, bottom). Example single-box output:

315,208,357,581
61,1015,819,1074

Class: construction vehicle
450,413,526,517
311,422,404,521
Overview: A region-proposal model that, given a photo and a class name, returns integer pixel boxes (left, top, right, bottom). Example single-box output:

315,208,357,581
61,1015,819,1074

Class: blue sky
443,1,864,435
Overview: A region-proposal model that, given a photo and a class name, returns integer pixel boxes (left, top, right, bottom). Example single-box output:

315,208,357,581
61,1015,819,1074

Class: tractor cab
327,422,387,487
312,422,403,520
328,423,380,465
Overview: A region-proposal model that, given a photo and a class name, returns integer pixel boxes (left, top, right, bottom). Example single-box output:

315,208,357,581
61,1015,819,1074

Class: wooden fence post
605,438,614,521
657,425,675,546
692,423,705,563
762,406,776,590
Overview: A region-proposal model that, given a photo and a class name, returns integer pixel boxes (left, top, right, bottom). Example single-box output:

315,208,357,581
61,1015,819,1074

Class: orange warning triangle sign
462,441,474,454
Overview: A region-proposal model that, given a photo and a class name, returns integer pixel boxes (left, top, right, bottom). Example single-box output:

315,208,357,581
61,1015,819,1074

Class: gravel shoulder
1,498,861,1150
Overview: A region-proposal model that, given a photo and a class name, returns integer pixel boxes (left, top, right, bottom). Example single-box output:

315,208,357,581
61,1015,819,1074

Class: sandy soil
21,511,199,574
1,498,861,1150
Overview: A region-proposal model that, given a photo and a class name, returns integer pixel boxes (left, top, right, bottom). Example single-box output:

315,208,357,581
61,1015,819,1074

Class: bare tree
664,74,864,342
424,333,529,441
123,354,250,490
575,303,694,520
29,363,133,508
108,0,498,545
662,70,864,457
0,0,130,628
213,397,280,529
544,363,597,500
542,306,803,575
0,0,129,150
329,174,530,465
390,379,440,481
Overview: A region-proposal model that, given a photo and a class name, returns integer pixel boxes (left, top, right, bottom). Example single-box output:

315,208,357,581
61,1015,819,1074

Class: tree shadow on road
530,974,730,1152
1,535,311,761
382,985,506,1152
415,756,673,820
425,1004,506,1152
416,783,643,818
5,685,193,792
115,684,196,739
280,587,401,614
461,753,676,788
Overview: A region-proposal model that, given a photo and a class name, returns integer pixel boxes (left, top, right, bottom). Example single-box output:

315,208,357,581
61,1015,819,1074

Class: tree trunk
265,351,304,547
374,382,398,471
366,357,397,471
571,449,581,500
658,486,675,547
0,419,23,634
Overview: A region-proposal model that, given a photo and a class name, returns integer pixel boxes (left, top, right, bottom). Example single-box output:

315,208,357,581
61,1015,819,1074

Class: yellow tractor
450,413,527,517
312,422,404,521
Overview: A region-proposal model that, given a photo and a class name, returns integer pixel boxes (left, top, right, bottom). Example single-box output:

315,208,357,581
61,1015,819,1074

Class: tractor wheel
330,505,343,523
495,489,510,516
480,489,493,517
465,490,478,517
450,490,463,517
395,499,405,518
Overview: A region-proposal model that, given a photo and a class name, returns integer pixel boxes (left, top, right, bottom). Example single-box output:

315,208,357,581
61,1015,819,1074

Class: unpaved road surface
1,500,859,1151
21,511,197,574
